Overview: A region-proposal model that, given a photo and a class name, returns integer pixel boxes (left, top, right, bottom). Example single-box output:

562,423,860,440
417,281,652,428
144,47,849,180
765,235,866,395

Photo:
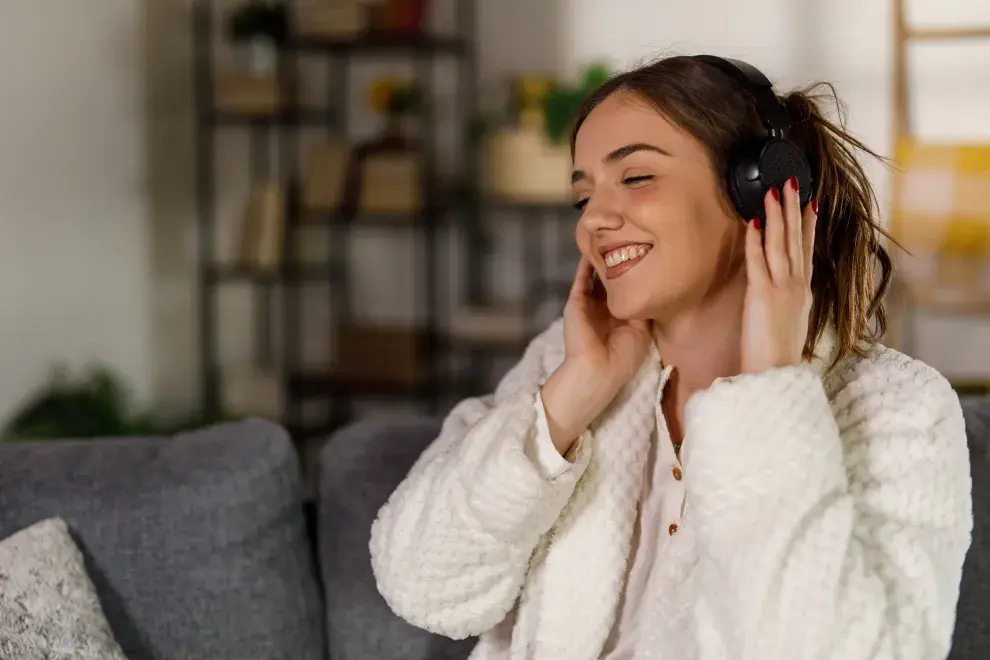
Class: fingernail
770,187,779,202
752,217,761,231
788,176,798,192
811,198,819,215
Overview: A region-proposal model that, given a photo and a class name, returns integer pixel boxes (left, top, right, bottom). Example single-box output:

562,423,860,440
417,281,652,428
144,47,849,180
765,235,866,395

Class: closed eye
623,175,654,186
573,176,654,211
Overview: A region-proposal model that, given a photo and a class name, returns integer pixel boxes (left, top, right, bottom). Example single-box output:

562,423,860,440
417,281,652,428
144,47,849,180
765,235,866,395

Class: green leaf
582,63,611,90
540,63,614,145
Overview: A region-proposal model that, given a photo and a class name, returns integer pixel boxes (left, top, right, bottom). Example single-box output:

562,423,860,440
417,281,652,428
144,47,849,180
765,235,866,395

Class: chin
605,291,657,321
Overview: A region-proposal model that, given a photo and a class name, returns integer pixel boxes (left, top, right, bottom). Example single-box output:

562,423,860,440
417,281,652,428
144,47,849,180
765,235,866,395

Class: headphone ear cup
727,138,814,221
726,140,769,220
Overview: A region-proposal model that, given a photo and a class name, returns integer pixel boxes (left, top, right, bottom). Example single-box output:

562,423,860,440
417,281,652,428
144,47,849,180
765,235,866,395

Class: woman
369,54,973,660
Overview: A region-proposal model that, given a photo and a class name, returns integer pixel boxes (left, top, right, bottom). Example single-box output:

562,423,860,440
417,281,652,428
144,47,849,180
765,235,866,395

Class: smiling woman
369,54,972,660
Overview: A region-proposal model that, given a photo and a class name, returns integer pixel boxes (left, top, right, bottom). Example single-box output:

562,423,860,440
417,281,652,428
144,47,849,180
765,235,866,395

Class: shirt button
672,466,682,481
668,523,678,535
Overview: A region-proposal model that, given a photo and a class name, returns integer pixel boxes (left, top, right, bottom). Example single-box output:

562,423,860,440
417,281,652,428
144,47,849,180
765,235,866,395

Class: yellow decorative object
367,76,400,114
514,75,554,129
890,138,990,304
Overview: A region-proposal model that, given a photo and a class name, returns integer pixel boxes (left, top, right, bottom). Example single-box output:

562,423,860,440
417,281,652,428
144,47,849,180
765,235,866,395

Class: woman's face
572,91,746,321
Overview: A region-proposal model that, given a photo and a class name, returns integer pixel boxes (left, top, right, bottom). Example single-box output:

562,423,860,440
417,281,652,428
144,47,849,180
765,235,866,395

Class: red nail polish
788,176,798,192
770,187,779,202
753,217,761,230
811,198,819,215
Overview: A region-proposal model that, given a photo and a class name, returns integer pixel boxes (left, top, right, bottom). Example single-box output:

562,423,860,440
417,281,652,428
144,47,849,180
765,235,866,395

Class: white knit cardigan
370,319,972,660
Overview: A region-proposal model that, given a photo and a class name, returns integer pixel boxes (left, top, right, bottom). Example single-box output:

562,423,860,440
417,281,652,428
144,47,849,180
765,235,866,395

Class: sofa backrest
0,419,326,660
952,396,990,659
319,416,477,660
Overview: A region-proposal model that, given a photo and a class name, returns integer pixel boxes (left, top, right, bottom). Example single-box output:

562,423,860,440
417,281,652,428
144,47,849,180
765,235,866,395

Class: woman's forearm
540,359,618,456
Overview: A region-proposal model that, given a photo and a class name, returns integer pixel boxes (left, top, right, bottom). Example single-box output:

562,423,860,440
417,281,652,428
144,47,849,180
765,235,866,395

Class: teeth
604,244,651,268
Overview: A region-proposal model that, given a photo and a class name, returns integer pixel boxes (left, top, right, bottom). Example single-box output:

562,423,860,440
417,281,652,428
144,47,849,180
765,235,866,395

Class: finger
569,256,595,301
763,186,788,282
784,177,803,278
802,198,818,285
745,218,771,287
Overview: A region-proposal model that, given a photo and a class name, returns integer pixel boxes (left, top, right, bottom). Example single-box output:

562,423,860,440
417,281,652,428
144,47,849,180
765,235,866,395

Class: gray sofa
0,400,988,659
0,420,325,660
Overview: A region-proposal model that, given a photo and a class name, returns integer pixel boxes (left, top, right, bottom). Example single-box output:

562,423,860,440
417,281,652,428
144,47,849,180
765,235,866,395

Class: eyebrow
571,142,673,183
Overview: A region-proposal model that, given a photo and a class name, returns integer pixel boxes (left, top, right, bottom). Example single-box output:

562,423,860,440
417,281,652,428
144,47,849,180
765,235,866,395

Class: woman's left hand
741,177,818,375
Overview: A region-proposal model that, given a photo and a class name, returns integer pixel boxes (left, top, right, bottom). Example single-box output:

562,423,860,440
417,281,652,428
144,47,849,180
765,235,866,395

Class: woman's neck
654,278,745,384
651,275,746,438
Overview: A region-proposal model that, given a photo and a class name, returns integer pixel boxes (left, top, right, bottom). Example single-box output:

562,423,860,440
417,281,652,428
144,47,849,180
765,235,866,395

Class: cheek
626,185,721,268
625,183,687,242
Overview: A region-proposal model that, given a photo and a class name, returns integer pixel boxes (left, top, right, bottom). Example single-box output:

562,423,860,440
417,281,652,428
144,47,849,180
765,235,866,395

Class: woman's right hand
539,258,652,455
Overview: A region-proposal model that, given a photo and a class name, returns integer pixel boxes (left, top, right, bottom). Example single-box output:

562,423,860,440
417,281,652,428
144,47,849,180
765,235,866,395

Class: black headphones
692,55,814,221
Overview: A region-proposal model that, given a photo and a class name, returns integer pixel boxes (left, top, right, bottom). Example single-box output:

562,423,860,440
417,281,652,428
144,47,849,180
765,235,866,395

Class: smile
602,243,652,278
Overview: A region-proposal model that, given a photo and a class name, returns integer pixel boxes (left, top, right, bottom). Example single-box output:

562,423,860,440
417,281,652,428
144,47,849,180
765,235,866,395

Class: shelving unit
192,0,482,440
191,1,587,440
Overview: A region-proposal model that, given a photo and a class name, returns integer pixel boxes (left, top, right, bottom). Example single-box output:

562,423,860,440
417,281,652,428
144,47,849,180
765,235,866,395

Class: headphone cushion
728,138,813,220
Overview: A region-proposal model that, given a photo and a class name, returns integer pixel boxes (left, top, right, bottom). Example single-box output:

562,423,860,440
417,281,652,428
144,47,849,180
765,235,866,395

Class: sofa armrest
318,415,476,660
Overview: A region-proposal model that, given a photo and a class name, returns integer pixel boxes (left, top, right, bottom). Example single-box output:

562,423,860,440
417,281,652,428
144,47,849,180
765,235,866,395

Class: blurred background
0,0,988,475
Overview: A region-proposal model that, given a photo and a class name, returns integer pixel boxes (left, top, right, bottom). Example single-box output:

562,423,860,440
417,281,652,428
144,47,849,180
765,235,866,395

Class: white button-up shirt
527,365,690,659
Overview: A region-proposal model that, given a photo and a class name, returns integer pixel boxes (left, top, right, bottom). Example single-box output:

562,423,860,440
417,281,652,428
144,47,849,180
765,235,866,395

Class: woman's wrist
539,360,618,455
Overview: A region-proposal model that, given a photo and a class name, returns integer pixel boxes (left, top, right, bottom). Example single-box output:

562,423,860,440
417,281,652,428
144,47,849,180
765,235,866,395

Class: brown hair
570,56,894,362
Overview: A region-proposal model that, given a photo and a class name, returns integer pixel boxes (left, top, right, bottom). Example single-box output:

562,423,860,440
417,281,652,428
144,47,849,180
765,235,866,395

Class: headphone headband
689,54,813,220
692,55,792,137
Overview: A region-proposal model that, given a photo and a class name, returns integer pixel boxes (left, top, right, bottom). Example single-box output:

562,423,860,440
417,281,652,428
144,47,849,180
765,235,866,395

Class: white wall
0,1,152,423
562,0,990,379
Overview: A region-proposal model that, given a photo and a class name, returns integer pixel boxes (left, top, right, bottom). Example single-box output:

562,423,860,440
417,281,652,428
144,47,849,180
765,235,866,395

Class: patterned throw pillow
0,518,127,660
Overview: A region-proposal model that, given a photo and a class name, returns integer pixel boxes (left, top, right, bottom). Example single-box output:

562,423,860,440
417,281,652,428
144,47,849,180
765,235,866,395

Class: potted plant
225,0,289,76
347,75,428,215
367,75,424,144
485,63,612,202
542,63,611,145
1,365,236,441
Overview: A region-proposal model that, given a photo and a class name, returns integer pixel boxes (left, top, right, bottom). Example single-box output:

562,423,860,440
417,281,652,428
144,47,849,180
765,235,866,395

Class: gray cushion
318,416,476,660
952,396,990,659
0,419,325,660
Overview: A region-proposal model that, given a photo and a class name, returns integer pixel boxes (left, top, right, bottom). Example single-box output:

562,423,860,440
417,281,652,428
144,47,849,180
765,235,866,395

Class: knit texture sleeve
683,352,973,660
370,320,592,639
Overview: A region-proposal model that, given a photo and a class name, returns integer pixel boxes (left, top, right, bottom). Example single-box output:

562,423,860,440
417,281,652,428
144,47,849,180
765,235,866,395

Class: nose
579,191,623,233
